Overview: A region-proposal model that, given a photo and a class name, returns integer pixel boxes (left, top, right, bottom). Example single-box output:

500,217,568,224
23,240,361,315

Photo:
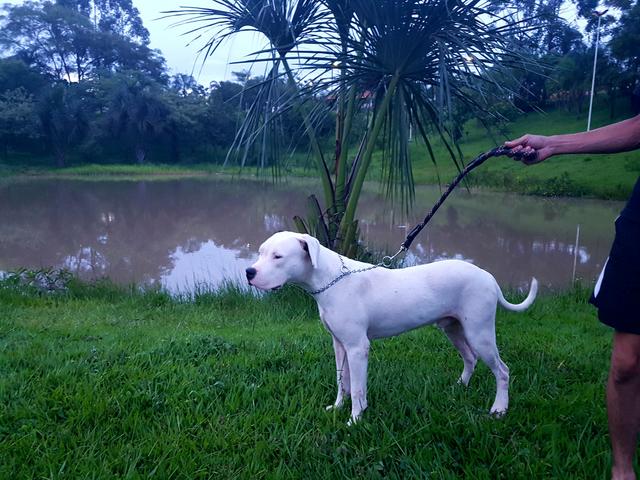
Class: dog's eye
273,254,283,259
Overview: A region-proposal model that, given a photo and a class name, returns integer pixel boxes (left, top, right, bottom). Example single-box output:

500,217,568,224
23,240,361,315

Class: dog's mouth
247,281,282,292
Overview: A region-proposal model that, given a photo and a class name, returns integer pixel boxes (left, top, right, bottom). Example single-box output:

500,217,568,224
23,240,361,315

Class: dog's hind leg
439,318,477,387
460,303,510,416
326,335,350,411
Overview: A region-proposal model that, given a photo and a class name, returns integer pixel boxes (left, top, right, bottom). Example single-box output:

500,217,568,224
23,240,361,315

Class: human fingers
521,145,561,165
504,135,529,148
510,146,538,164
504,144,527,160
521,148,540,165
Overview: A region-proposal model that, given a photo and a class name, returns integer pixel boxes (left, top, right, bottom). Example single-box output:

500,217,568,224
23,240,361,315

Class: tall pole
572,224,580,284
587,10,608,131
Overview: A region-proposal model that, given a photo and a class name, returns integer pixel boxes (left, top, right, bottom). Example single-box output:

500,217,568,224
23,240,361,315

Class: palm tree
166,0,532,256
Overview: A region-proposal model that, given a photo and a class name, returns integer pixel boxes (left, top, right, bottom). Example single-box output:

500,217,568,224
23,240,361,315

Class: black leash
382,145,536,266
305,146,535,295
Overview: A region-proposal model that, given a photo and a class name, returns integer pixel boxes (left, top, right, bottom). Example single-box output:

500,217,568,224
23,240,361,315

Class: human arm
504,114,640,165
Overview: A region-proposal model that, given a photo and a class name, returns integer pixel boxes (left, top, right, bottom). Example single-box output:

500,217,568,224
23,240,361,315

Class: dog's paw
456,376,470,387
326,400,345,411
489,406,507,418
347,410,366,426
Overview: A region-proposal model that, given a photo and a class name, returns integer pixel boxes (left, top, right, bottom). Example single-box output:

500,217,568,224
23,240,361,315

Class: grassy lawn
0,280,620,479
0,163,219,181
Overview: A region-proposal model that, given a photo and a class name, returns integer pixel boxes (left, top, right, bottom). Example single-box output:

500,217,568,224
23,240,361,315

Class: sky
136,0,264,86
0,0,265,85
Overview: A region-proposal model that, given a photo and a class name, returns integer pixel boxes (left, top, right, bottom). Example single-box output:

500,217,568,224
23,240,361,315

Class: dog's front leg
326,336,350,411
345,338,370,425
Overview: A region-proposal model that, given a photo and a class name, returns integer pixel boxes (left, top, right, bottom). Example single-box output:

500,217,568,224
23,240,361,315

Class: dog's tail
496,277,538,312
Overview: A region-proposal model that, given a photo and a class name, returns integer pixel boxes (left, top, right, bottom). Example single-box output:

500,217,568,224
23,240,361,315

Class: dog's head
246,231,320,290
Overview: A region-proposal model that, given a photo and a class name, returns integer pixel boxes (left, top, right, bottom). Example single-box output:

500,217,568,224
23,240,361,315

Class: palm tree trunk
334,84,357,219
338,73,401,251
335,29,365,229
280,57,336,227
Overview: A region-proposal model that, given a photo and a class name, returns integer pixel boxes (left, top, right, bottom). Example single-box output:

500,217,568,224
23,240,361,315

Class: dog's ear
297,234,320,268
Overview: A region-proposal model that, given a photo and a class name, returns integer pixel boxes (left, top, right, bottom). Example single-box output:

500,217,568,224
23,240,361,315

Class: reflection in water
62,246,109,275
161,240,256,294
0,177,623,293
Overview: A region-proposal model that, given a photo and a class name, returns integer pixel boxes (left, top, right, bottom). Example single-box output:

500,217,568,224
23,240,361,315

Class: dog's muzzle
246,267,257,283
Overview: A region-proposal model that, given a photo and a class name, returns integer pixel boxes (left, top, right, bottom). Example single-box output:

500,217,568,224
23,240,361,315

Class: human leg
608,331,640,480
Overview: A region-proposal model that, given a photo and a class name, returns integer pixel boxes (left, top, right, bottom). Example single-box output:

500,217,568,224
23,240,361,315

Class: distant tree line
508,0,640,117
0,0,638,168
0,0,333,167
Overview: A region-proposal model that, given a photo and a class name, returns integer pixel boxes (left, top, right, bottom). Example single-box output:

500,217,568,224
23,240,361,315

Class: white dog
246,231,537,424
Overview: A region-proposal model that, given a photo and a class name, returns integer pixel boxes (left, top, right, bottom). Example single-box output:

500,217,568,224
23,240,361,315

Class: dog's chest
317,304,355,338
316,299,373,340
317,305,336,336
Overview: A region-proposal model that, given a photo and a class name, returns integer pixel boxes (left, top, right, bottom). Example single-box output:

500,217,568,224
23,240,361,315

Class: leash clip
338,255,350,273
381,246,407,268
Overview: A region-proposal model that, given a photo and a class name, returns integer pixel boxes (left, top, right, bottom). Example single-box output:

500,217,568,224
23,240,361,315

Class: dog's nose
246,267,257,281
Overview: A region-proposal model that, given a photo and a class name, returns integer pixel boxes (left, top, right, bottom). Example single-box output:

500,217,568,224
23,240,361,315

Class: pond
0,176,624,294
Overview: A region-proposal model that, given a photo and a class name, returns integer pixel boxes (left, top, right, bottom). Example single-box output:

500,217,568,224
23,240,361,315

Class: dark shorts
590,215,640,334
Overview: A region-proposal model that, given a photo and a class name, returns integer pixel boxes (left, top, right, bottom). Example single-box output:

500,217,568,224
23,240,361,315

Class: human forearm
505,114,640,165
548,115,640,156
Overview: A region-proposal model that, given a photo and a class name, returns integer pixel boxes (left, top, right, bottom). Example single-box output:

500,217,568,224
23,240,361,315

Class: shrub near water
0,279,617,478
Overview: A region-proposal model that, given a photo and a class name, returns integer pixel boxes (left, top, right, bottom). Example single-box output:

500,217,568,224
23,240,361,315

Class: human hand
504,134,554,165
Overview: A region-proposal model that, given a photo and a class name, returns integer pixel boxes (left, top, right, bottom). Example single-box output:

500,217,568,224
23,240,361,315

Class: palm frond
163,0,328,58
297,0,537,210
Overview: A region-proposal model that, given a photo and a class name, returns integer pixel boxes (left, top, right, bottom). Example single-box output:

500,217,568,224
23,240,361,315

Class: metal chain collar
307,255,384,296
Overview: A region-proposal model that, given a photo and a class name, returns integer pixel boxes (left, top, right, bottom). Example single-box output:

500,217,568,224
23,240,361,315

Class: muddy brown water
0,177,624,294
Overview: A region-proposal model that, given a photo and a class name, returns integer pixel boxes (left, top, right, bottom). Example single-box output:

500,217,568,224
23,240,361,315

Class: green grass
56,163,212,177
0,279,621,479
0,163,218,181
